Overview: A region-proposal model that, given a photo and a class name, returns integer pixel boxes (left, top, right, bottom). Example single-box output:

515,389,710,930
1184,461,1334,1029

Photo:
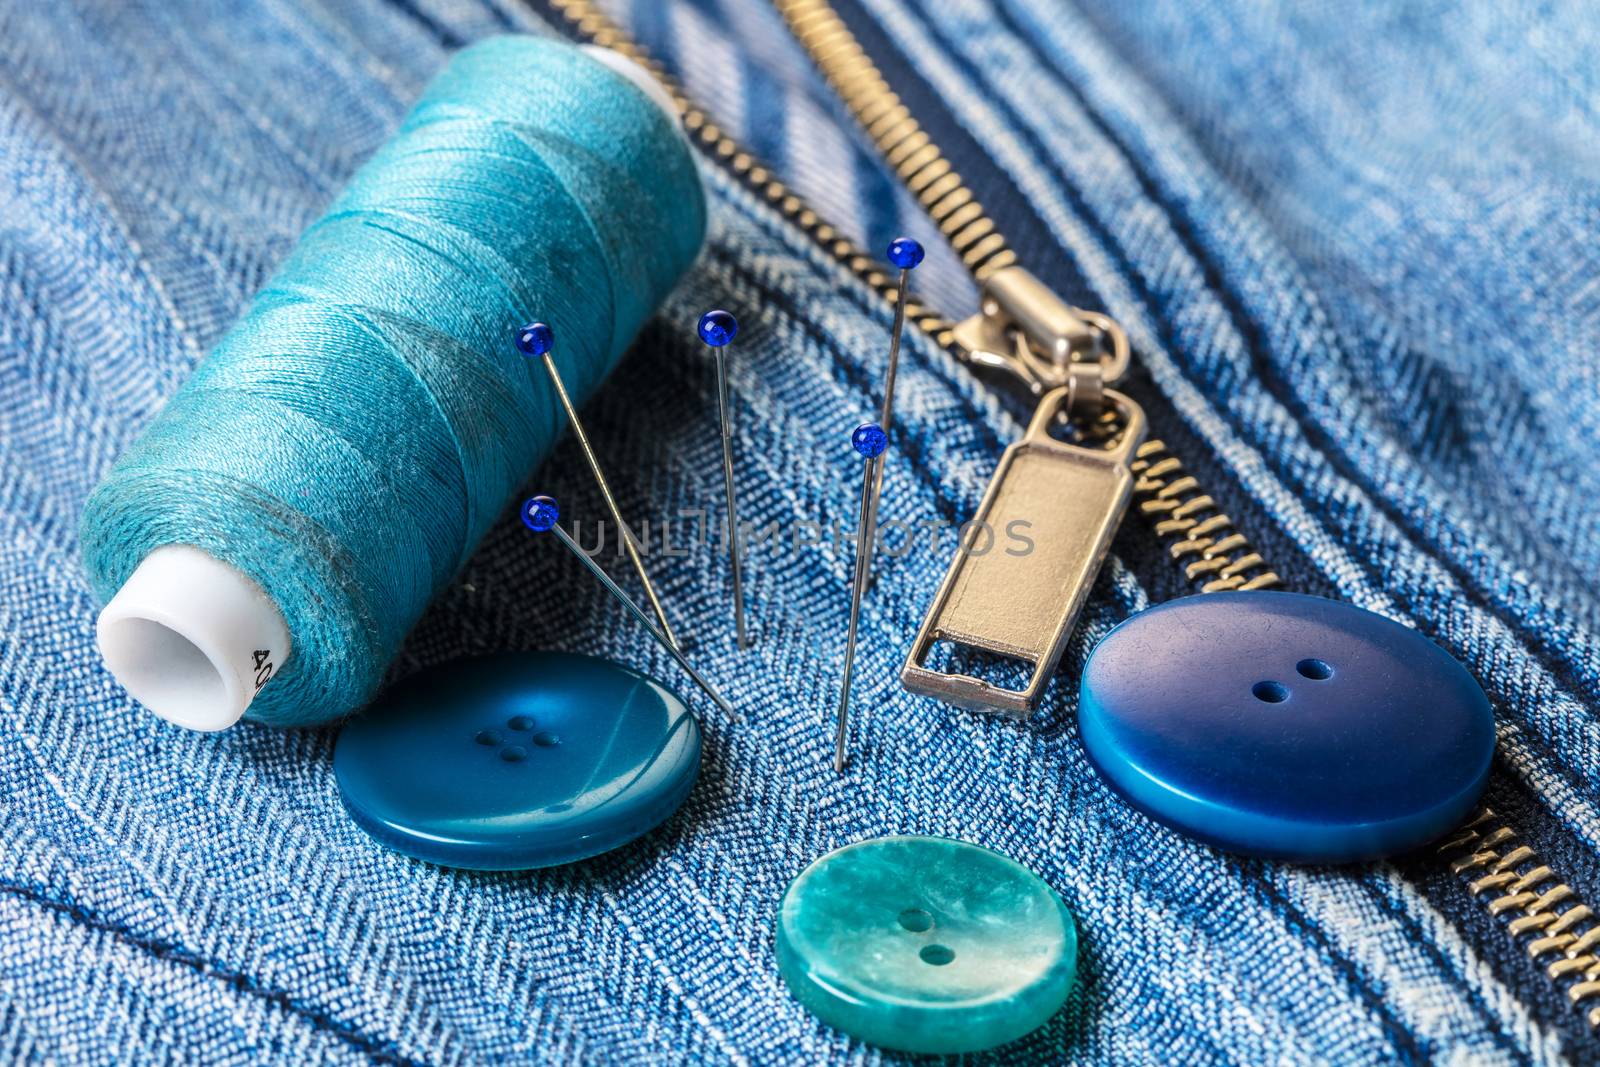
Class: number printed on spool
252,649,274,693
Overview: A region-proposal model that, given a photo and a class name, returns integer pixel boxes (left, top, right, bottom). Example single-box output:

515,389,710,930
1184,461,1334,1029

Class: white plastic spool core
97,545,291,731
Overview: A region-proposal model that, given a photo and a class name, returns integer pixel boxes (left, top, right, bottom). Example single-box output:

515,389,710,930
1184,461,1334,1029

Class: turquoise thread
80,37,706,727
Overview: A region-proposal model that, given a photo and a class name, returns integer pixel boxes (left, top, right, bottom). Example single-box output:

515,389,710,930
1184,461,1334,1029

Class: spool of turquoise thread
80,36,706,728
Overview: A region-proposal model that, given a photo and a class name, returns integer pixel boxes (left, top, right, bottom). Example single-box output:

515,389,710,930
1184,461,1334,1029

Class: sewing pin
833,421,889,773
867,238,922,584
524,495,735,719
877,237,923,442
516,321,682,651
697,309,750,650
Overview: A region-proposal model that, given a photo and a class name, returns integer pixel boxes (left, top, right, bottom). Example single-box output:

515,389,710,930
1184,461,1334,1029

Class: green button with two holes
776,835,1077,1055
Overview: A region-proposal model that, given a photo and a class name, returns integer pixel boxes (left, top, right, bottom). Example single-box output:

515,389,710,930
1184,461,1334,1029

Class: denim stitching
0,881,431,1067
383,0,471,49
965,0,1600,725
966,0,1600,838
885,0,1571,1043
886,0,1600,805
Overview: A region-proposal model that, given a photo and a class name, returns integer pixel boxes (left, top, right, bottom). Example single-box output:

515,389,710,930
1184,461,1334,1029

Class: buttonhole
1252,681,1289,703
475,730,502,746
920,944,955,966
898,908,933,932
1296,659,1333,681
508,715,535,731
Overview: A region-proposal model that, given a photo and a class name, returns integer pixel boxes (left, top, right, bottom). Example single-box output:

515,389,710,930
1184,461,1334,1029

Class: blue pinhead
887,237,924,270
852,422,888,459
515,321,554,357
522,495,559,532
700,308,750,648
525,492,735,718
872,242,917,537
698,309,738,347
524,319,679,648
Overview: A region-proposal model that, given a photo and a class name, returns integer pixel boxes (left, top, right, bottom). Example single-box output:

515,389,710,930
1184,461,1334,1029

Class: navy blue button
1078,592,1493,862
334,652,700,869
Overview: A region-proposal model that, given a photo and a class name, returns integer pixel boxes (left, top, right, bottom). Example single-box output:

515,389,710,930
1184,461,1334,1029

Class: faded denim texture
3,0,1599,1063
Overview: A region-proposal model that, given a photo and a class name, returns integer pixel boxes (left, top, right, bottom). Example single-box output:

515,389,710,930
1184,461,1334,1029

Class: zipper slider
951,266,1130,413
905,270,1145,716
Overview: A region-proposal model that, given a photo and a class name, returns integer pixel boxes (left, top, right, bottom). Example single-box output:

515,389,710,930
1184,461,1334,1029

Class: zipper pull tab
902,382,1147,718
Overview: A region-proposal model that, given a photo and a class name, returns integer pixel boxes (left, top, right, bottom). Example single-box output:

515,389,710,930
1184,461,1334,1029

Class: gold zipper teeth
1438,808,1600,1026
1128,438,1281,592
761,0,1275,597
548,0,958,351
772,0,1017,282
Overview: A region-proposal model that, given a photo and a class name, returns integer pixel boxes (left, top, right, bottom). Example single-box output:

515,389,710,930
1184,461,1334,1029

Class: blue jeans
2,0,1597,1062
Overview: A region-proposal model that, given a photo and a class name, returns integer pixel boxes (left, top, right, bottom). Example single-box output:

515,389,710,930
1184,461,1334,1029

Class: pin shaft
866,266,909,581
552,524,735,719
714,347,749,649
834,453,883,772
878,266,910,432
541,354,681,650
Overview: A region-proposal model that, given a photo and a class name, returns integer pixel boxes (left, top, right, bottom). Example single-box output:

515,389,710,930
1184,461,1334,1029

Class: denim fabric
2,0,1598,1064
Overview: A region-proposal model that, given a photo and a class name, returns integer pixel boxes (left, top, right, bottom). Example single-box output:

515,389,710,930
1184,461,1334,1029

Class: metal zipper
770,0,1283,711
1130,438,1281,592
772,0,1015,280
538,0,1597,1032
1439,810,1600,1026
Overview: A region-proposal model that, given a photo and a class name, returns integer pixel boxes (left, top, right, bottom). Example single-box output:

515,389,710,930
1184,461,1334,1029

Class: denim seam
383,0,471,49
892,0,1600,842
480,0,530,34
1244,872,1432,1065
891,5,1575,1053
976,0,1600,847
1366,860,1539,1067
977,0,1600,721
0,881,432,1067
